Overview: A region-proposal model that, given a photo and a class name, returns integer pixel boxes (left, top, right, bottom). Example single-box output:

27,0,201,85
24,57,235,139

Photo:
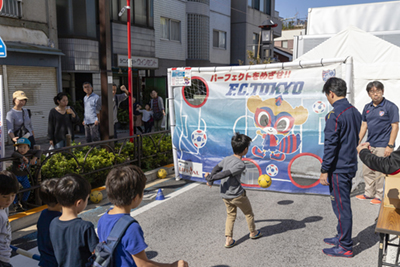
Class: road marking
130,183,199,217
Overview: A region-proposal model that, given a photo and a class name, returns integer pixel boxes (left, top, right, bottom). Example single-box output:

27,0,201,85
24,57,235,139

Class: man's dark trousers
328,172,354,251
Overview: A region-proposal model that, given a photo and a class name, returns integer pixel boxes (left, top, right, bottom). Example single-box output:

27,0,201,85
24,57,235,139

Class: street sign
0,37,6,58
0,0,3,12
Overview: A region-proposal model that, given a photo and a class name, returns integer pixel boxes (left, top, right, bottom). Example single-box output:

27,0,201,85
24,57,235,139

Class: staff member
319,78,362,258
356,81,399,205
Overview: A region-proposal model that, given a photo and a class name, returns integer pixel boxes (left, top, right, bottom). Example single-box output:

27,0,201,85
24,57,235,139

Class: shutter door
6,66,57,141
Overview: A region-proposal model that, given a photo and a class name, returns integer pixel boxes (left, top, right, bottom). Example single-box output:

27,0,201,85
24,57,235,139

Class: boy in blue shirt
0,171,19,267
49,174,98,267
97,165,188,267
37,178,62,267
205,132,262,248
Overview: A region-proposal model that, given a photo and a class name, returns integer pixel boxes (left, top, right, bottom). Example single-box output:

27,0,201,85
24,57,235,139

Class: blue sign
0,37,6,58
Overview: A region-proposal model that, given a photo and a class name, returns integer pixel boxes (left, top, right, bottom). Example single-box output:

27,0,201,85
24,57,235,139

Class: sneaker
356,194,373,200
370,198,381,205
323,236,339,246
323,246,353,258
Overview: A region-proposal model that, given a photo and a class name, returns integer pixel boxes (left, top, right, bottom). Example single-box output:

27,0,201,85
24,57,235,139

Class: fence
1,130,172,207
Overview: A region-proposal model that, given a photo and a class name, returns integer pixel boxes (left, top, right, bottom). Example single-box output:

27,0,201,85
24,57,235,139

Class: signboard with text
172,63,346,195
117,55,158,69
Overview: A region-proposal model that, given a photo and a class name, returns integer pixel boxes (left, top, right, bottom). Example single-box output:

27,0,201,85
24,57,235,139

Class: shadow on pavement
234,216,323,246
277,200,294,205
353,223,379,256
146,250,158,260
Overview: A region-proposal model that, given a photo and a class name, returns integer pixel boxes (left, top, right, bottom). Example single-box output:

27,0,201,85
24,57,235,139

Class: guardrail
1,130,172,207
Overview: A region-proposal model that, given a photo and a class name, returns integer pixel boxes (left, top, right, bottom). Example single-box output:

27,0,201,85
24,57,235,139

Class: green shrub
40,135,172,186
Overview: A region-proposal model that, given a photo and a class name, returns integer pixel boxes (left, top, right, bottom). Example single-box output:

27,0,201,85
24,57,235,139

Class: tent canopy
296,26,400,144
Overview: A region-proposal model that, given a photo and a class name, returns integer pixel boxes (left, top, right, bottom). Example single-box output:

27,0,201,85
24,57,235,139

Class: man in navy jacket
319,77,362,258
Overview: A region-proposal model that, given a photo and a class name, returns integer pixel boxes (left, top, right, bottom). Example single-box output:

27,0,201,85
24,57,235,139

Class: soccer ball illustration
266,164,279,177
191,130,207,149
312,101,326,114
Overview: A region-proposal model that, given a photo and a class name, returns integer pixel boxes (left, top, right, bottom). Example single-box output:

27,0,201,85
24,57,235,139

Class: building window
161,17,181,42
248,0,272,15
187,13,209,60
188,0,210,5
56,0,97,39
111,0,154,28
213,30,226,49
282,40,288,48
0,0,22,18
253,33,261,57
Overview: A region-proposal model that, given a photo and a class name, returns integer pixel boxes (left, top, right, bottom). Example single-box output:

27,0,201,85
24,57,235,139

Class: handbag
13,109,30,138
153,111,163,121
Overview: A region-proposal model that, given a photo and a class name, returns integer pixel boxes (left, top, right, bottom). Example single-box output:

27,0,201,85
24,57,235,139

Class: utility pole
99,0,113,141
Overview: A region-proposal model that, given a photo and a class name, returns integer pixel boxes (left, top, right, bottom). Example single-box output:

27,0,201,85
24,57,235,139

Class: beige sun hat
13,91,28,100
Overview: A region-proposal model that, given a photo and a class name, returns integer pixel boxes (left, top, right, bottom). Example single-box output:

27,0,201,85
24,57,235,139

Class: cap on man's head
14,137,31,148
13,91,28,100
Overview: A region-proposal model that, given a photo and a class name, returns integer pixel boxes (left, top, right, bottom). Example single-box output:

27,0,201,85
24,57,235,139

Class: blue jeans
14,175,31,203
55,140,66,149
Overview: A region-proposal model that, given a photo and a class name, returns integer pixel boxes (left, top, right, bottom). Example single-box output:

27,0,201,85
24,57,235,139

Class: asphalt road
11,177,384,267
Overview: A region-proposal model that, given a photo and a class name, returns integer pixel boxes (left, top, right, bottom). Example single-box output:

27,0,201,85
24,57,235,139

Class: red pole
127,0,133,141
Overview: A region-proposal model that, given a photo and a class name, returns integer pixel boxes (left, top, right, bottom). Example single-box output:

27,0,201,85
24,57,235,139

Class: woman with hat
6,91,36,146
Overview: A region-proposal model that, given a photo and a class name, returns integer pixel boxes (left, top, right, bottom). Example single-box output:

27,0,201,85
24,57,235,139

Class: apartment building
0,0,62,141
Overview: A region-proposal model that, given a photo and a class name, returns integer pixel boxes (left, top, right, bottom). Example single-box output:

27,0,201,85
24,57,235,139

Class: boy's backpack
87,215,137,267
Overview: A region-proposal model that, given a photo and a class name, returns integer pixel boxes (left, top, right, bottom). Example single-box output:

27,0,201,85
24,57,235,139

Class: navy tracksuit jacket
322,98,362,250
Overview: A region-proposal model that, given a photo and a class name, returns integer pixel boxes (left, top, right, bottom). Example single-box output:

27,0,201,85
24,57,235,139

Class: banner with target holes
172,62,348,194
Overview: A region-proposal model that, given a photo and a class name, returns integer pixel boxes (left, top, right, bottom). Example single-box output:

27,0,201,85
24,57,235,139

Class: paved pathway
10,176,389,267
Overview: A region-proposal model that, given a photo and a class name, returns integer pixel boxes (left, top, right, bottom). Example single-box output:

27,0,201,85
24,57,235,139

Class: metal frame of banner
167,57,353,181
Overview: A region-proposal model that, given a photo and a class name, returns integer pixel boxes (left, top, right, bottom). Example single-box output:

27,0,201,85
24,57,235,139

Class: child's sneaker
323,236,339,246
323,246,353,258
356,194,373,200
370,198,381,205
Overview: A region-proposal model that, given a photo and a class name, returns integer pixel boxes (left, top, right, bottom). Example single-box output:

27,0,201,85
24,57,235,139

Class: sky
275,0,396,20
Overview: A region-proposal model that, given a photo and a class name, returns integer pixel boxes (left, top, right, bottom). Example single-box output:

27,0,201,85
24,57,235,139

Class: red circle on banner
288,153,322,189
0,0,3,12
182,76,209,108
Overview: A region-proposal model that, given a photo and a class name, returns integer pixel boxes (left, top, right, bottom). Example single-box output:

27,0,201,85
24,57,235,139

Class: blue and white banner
173,63,344,194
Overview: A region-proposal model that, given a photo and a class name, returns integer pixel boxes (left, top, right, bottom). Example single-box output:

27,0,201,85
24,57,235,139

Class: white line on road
130,183,200,217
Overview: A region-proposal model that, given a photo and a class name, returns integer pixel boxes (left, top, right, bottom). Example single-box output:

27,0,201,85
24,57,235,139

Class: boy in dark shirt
49,174,98,267
37,178,62,267
205,132,262,248
11,137,41,211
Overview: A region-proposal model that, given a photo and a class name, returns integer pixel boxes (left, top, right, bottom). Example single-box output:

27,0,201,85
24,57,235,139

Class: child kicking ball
205,132,262,248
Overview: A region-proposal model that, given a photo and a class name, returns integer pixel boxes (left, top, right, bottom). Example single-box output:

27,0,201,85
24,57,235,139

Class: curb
10,164,175,233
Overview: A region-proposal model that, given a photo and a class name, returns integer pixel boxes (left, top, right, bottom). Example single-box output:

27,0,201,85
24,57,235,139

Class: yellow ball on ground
158,168,167,179
90,191,103,204
258,174,272,188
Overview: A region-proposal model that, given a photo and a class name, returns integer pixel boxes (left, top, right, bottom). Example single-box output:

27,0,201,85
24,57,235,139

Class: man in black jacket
358,142,400,174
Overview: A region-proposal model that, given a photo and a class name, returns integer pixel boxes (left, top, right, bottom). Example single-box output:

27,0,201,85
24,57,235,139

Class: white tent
295,25,400,188
296,25,400,144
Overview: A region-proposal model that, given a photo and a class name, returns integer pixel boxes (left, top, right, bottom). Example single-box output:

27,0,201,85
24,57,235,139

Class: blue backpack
87,215,137,267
